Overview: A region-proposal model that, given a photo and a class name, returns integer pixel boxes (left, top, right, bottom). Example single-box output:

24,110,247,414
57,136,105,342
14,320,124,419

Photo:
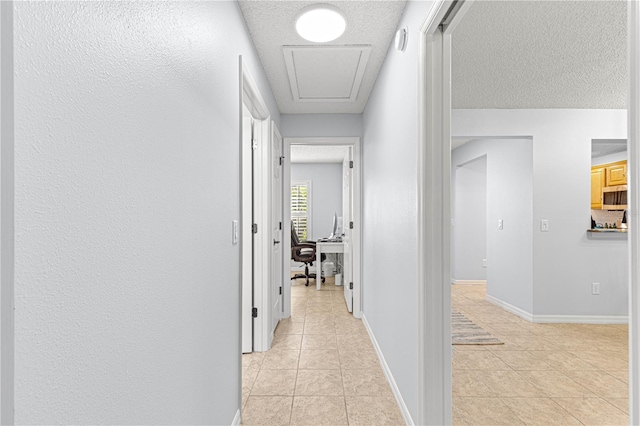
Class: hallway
241,277,404,425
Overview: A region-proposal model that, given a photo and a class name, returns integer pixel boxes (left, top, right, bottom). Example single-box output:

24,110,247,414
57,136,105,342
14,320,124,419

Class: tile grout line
546,397,587,426
453,284,628,425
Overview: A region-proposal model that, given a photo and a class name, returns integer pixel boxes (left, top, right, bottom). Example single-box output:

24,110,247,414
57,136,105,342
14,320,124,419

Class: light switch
498,219,503,230
540,219,549,232
232,220,239,244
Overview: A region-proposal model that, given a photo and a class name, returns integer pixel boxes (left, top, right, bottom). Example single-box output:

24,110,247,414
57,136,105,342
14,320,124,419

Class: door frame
269,121,284,340
282,137,362,318
628,1,640,422
417,1,640,424
239,57,272,353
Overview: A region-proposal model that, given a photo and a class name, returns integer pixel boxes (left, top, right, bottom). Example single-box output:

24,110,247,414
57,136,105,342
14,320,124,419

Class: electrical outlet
540,219,549,232
592,282,600,295
498,219,504,230
482,259,487,268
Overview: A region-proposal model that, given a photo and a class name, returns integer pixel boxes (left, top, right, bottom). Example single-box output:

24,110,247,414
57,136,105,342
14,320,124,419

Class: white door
270,122,283,339
241,111,253,353
342,149,354,312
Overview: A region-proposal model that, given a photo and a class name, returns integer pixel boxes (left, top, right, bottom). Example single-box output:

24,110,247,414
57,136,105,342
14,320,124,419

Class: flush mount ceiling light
295,4,347,43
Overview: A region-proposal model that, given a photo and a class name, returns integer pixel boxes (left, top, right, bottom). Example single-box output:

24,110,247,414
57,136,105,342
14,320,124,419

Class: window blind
291,182,310,241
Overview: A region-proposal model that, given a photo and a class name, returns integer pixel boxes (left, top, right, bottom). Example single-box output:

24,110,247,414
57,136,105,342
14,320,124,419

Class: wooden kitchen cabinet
606,161,627,186
591,167,605,209
591,160,627,209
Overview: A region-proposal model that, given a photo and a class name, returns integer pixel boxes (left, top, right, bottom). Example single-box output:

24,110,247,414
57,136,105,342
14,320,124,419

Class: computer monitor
329,212,338,239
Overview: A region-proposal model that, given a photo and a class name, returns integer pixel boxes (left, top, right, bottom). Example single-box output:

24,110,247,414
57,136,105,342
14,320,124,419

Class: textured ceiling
452,0,627,109
238,0,406,114
290,145,349,163
592,139,627,158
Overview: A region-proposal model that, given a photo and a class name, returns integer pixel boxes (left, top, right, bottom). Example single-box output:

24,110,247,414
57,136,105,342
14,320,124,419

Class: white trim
485,294,535,323
451,279,486,285
362,314,414,426
282,138,292,319
417,2,475,424
242,61,269,120
283,137,362,318
417,2,453,424
629,1,640,423
255,117,272,352
282,46,371,103
240,112,253,355
534,315,628,325
271,121,284,340
231,409,241,426
419,0,453,36
240,57,272,354
486,294,629,324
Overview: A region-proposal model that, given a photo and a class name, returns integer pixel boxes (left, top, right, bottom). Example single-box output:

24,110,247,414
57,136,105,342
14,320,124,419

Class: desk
315,241,344,291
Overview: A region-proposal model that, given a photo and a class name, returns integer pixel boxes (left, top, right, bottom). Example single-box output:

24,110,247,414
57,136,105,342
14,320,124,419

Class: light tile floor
453,284,629,425
242,275,404,426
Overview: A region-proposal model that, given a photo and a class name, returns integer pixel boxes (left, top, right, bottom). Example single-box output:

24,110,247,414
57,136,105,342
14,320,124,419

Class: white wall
453,110,628,317
361,0,436,421
291,163,342,240
14,2,279,423
452,155,487,281
452,139,534,313
281,114,362,138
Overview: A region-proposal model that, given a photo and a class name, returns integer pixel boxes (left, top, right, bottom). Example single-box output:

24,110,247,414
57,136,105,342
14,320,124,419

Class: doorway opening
283,137,362,320
418,1,639,424
449,135,631,424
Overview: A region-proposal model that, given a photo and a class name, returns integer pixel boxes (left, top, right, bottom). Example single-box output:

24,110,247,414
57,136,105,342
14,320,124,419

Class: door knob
274,239,280,245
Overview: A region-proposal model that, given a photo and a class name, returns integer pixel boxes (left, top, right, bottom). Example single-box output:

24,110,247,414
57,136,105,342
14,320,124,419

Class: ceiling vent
283,45,371,103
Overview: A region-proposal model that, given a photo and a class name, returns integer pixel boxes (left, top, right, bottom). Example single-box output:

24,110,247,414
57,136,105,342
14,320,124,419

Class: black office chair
290,222,325,286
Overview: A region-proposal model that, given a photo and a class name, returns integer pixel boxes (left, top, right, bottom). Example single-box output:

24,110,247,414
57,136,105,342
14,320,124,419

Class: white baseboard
231,408,241,426
452,279,486,285
485,294,534,322
486,294,629,324
533,315,628,324
361,314,414,426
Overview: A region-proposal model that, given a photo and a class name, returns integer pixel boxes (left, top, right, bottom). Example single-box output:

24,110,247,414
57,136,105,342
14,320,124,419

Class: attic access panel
283,45,372,102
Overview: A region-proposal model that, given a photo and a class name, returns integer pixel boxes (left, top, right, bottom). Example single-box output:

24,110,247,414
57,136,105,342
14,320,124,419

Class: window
291,181,311,241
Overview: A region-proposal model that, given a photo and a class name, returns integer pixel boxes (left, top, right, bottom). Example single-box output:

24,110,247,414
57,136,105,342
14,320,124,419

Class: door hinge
349,221,354,229
349,282,353,290
252,139,258,151
252,223,258,233
279,221,282,230
252,307,258,318
349,160,354,169
279,156,284,166
279,286,282,295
